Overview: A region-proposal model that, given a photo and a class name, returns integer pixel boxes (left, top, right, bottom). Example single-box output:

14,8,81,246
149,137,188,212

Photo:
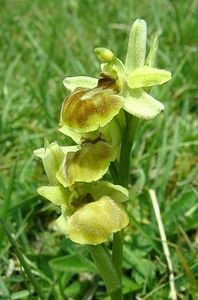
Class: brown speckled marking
61,87,122,129
71,193,94,210
97,74,120,93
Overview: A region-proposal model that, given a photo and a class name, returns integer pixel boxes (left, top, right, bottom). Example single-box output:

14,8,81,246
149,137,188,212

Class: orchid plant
34,19,171,299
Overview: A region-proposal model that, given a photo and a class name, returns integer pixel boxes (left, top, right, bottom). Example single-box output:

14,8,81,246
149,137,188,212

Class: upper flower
62,19,171,128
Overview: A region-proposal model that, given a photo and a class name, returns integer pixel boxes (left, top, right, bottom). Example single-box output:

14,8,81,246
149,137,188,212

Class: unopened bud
95,47,115,63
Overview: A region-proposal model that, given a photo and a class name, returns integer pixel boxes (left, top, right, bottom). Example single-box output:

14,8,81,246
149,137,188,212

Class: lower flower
56,196,129,245
37,181,129,245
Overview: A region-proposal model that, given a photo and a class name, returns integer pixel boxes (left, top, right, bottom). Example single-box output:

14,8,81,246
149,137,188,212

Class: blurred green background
0,0,197,299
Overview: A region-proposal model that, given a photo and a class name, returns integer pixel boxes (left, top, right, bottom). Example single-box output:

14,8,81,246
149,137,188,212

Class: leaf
11,290,31,299
64,281,82,298
49,254,97,273
123,245,156,287
163,189,198,231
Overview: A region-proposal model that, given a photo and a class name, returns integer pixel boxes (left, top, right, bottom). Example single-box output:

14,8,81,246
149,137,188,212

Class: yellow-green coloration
95,47,115,63
60,87,124,132
34,18,172,247
127,66,171,89
62,19,172,121
34,142,80,185
88,181,128,203
59,124,101,144
37,186,70,208
57,141,116,187
56,196,129,245
63,76,98,92
124,88,164,120
34,142,65,186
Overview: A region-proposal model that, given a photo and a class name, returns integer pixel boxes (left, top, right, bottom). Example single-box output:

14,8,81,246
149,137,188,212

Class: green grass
0,0,197,299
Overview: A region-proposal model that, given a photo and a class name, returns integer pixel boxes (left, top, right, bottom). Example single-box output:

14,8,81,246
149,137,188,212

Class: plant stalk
112,114,139,291
89,244,122,300
89,115,139,300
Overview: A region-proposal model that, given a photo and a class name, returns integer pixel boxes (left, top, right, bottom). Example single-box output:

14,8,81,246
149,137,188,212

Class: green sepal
38,186,70,208
123,88,164,119
34,142,65,185
125,19,147,72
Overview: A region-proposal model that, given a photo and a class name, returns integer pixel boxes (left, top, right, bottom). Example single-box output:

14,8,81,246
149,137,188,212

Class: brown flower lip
60,83,123,132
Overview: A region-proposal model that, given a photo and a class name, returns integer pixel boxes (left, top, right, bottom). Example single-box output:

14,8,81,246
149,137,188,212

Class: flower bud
95,47,115,63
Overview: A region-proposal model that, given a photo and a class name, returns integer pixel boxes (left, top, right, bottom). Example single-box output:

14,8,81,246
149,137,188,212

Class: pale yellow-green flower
37,180,129,245
34,140,129,245
34,141,115,189
57,196,129,245
56,141,116,188
63,19,171,122
59,84,124,148
36,171,129,245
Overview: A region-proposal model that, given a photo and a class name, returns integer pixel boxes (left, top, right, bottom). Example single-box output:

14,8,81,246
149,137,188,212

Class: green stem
112,114,139,287
112,230,123,279
89,115,139,299
89,244,122,300
116,115,139,188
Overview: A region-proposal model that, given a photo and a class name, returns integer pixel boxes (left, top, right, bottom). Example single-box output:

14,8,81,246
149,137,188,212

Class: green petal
91,181,128,203
63,76,97,92
125,19,147,72
38,186,70,207
127,66,171,89
56,141,116,187
60,87,124,132
124,89,164,119
34,142,65,185
59,125,100,144
64,196,129,245
146,34,159,67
